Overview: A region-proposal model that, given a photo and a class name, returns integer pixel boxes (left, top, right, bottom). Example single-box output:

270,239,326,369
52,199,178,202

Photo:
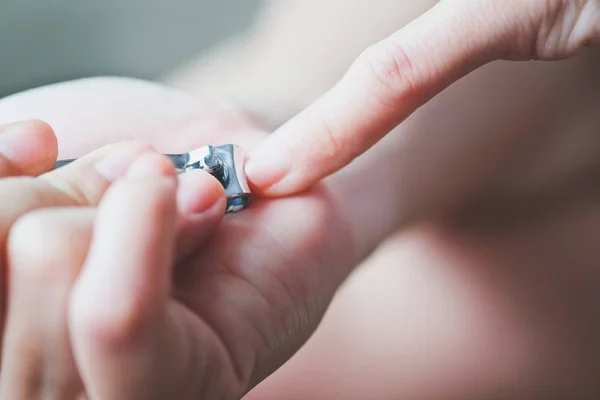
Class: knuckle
356,39,419,99
47,170,105,206
8,210,89,284
530,0,600,58
71,288,153,350
8,211,66,282
580,0,600,46
307,103,344,159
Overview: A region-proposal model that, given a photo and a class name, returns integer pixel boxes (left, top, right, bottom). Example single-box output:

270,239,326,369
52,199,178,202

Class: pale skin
1,0,600,399
0,79,404,399
0,120,235,399
178,3,600,396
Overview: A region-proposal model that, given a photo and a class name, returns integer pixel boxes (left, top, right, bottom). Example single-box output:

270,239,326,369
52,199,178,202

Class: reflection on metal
55,144,252,213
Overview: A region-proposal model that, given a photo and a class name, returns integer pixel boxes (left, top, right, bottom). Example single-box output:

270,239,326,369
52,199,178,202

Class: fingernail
244,145,291,191
0,121,37,160
177,170,224,215
126,153,177,179
95,142,150,181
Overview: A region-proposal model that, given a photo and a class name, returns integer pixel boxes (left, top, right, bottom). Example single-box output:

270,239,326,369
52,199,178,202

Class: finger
0,140,152,276
244,0,600,196
244,0,501,195
0,169,223,400
69,154,180,400
41,140,154,206
0,141,153,243
0,141,153,363
0,208,94,399
0,120,58,177
52,149,227,263
175,169,226,261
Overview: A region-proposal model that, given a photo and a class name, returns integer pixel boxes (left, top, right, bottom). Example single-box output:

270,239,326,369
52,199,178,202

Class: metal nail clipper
54,144,252,213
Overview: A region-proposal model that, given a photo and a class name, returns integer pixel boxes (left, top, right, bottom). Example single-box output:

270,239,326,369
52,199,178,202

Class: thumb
0,140,153,270
0,140,152,243
0,120,58,178
41,141,153,206
245,0,600,196
47,144,229,262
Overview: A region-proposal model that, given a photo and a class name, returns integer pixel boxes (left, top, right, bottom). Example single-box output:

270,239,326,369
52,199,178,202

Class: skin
2,153,228,400
0,78,402,399
3,54,600,400
0,118,230,398
0,120,57,177
230,0,600,395
0,120,58,354
245,0,600,199
171,4,600,394
0,0,599,398
246,55,600,399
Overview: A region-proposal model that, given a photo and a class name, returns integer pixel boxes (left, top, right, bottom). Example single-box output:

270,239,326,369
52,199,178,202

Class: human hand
0,121,152,369
0,119,226,268
2,151,229,399
245,0,600,218
0,110,230,399
0,78,390,399
236,16,600,397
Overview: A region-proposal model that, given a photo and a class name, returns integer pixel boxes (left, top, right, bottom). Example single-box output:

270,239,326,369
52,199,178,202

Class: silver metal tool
54,144,252,213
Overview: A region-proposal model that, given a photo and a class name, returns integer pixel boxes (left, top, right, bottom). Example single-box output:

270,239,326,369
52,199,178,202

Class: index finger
244,0,599,196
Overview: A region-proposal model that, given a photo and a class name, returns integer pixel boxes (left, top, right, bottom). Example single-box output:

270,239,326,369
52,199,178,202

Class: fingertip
177,169,226,215
0,119,58,175
244,142,292,196
15,120,58,161
96,152,179,230
113,153,179,222
173,170,228,260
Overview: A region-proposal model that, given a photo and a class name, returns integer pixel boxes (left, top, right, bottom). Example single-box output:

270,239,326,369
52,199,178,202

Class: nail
0,121,40,161
95,142,151,181
244,144,291,192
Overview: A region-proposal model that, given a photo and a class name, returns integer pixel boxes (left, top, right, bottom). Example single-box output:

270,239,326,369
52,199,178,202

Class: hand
0,78,390,399
0,120,227,268
0,120,138,366
0,116,230,399
2,152,228,399
245,0,600,214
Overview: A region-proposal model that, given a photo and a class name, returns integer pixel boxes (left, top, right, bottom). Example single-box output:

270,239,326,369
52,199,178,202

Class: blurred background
0,0,260,97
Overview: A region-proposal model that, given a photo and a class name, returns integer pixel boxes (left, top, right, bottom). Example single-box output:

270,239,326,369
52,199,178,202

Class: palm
160,186,351,397
1,77,357,397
